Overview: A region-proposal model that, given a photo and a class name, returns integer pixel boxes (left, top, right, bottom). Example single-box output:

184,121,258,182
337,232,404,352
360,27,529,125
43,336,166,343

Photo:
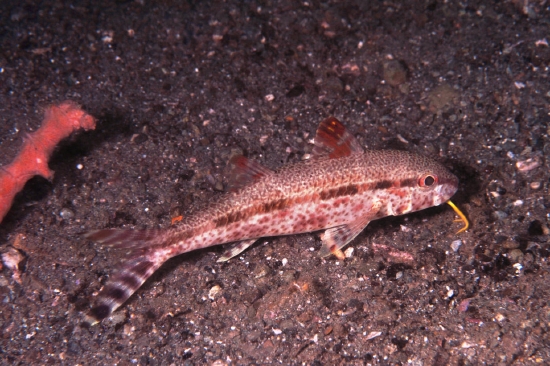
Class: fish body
84,117,458,324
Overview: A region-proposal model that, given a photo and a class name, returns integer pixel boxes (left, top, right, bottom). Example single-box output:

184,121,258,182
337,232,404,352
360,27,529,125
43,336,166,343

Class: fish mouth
436,175,459,204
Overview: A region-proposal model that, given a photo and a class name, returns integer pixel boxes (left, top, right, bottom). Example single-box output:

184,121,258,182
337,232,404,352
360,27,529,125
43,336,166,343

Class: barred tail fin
84,229,169,325
84,228,163,249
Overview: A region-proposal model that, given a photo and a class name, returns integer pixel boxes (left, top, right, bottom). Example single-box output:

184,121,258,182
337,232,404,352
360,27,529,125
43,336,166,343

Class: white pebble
264,94,275,102
76,164,83,170
450,239,462,252
365,331,382,340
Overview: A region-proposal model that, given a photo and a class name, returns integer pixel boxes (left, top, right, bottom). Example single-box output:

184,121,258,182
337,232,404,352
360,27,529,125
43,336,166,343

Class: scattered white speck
514,81,526,89
281,258,288,266
144,208,149,212
494,313,506,322
101,31,114,43
513,200,524,206
272,328,282,335
264,94,275,102
513,263,523,274
535,38,548,47
447,289,454,298
309,247,315,251
506,151,515,159
76,164,83,170
357,41,364,49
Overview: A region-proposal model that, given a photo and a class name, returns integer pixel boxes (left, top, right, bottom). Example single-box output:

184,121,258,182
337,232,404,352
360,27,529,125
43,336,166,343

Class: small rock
59,208,75,220
508,249,524,263
450,240,462,252
208,285,222,300
109,312,126,326
1,248,25,284
492,211,508,220
502,240,520,249
365,331,382,340
383,60,408,86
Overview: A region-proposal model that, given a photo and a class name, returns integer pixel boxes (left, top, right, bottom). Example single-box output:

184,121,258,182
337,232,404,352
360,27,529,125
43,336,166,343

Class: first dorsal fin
227,155,274,192
311,116,364,160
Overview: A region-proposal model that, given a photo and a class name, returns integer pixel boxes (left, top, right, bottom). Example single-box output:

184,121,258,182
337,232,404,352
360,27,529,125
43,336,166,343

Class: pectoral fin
217,239,258,262
319,202,381,259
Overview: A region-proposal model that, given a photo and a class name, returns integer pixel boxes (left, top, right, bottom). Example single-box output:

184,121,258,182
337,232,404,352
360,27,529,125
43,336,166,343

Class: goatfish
84,116,467,324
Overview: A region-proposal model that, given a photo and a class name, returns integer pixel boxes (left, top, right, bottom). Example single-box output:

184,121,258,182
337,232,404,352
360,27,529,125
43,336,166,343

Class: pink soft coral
0,101,95,223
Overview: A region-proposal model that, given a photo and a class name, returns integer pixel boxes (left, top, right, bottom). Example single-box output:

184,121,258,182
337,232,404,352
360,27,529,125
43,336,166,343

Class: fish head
368,151,458,216
402,153,458,213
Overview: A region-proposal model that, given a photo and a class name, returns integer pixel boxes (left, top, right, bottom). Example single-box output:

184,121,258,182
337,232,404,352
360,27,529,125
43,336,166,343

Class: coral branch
0,101,95,223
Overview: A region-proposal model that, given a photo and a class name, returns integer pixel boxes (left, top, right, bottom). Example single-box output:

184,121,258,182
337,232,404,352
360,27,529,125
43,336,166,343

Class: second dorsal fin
227,155,274,192
311,116,364,160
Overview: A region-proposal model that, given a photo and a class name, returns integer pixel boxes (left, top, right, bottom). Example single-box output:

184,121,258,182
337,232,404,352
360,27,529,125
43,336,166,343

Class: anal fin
217,239,258,262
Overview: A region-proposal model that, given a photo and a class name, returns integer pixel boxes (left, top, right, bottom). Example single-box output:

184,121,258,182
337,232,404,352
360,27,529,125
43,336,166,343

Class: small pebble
508,249,524,263
109,312,126,326
458,299,470,312
59,208,75,219
493,211,508,220
344,247,354,258
264,94,275,102
208,285,222,300
502,240,520,249
365,331,382,340
516,158,540,172
450,239,462,252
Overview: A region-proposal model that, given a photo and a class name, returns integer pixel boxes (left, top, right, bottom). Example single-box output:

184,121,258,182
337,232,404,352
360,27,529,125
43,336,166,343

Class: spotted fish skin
84,117,458,324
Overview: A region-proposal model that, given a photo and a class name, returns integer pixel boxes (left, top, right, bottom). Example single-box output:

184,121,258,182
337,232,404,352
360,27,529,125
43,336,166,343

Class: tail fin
83,229,168,325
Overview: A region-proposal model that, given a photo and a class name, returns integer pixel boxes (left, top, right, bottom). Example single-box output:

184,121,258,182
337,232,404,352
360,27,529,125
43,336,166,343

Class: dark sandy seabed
0,1,549,365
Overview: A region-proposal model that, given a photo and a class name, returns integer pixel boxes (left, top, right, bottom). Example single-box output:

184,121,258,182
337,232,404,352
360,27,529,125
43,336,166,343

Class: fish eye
419,174,437,188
